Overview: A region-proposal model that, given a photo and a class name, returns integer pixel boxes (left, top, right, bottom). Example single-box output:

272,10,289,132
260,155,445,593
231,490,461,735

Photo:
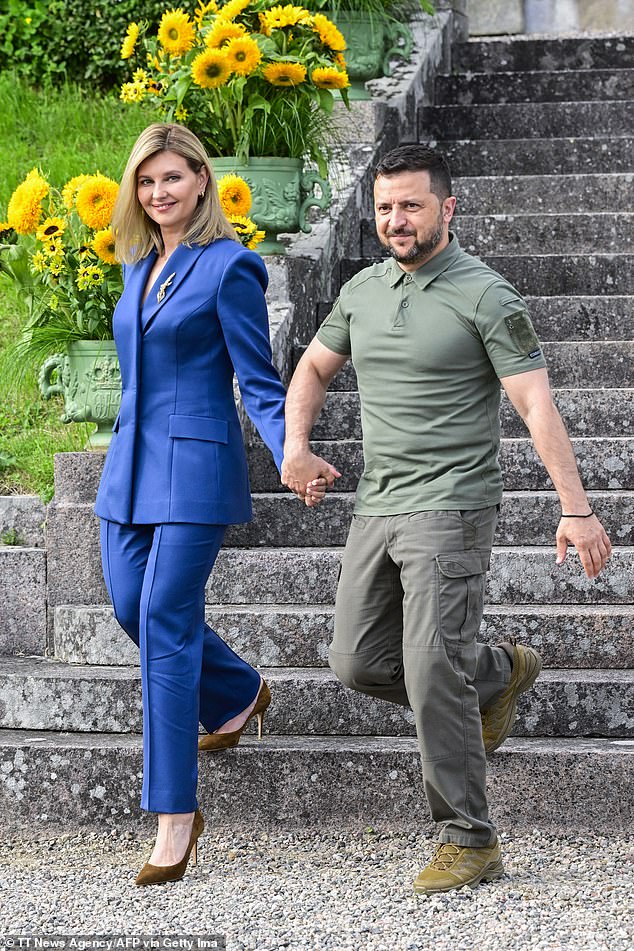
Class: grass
0,73,153,500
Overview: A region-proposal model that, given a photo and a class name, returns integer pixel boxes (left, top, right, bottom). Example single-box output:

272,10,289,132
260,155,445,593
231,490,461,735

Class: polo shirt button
405,275,412,283
401,300,409,308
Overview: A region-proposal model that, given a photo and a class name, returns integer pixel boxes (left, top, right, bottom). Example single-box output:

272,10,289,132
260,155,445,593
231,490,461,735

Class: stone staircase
1,31,633,832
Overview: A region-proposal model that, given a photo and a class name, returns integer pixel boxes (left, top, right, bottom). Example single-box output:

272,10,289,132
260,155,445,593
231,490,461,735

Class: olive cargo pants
329,507,512,847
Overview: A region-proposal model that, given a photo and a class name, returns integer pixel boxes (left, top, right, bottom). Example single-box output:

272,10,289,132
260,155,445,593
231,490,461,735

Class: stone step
1,657,631,739
317,297,634,344
419,101,634,141
53,603,634,670
453,175,633,215
203,547,634,606
360,214,634,257
339,254,633,297
249,436,634,494
432,137,634,177
435,68,634,105
0,496,45,548
310,390,634,440
0,546,47,657
1,730,631,832
298,342,634,391
453,36,634,74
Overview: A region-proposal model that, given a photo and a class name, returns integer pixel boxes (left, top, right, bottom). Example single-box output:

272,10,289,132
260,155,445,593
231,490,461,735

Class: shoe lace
429,843,462,871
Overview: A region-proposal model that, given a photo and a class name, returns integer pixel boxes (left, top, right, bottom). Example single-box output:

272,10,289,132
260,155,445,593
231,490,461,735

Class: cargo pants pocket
435,549,490,655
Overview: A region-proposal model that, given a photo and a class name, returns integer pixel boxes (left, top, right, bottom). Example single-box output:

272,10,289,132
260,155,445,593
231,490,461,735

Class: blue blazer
94,237,286,525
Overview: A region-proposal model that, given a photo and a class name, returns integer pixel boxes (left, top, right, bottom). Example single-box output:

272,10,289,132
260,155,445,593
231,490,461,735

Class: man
281,145,611,894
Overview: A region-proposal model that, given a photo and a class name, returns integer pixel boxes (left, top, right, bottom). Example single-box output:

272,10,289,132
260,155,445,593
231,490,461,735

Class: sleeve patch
504,311,541,354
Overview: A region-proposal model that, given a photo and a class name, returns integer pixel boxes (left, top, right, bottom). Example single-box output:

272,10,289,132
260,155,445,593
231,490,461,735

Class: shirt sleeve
316,294,352,356
474,280,547,379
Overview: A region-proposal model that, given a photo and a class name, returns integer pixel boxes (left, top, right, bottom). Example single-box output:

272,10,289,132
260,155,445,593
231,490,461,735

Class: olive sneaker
481,642,543,754
413,840,504,894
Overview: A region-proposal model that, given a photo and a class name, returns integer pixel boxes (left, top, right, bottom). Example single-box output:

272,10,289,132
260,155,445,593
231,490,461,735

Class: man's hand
281,447,341,504
556,514,612,579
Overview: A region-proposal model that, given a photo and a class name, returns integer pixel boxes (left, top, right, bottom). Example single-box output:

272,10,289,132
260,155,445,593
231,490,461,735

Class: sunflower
0,221,11,238
230,215,264,250
120,81,146,103
132,68,149,83
191,49,232,88
218,0,250,22
121,22,140,59
158,9,196,56
62,174,91,210
174,105,189,120
92,228,117,265
262,61,306,86
205,18,245,48
312,14,346,52
7,168,49,235
260,4,312,35
31,250,47,273
224,36,261,75
36,216,66,243
217,174,252,218
334,52,346,70
195,0,218,26
77,264,105,291
75,175,119,230
311,65,349,89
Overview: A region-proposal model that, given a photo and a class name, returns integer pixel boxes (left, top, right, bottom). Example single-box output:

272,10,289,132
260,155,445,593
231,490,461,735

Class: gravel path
0,827,632,951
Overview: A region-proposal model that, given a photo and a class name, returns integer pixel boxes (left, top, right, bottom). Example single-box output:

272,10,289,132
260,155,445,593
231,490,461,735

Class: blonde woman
95,124,329,885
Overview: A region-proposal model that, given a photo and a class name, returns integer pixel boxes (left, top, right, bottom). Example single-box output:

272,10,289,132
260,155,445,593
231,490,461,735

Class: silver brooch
157,272,176,303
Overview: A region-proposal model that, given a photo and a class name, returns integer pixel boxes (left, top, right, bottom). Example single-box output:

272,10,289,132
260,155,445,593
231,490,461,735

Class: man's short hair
374,145,452,201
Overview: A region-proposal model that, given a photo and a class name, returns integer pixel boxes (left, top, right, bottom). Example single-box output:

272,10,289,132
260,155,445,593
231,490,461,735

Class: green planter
212,157,331,255
38,339,121,449
329,11,413,99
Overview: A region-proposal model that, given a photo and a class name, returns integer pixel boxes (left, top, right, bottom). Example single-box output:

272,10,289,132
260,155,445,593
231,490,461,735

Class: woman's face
136,150,209,243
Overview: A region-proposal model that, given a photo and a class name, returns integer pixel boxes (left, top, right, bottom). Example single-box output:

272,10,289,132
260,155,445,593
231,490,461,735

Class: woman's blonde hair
112,123,237,263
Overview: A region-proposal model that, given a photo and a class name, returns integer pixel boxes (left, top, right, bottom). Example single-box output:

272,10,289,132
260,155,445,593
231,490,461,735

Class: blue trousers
99,519,261,813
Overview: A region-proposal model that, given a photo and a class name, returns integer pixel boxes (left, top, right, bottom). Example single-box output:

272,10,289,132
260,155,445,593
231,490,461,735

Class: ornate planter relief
39,339,121,449
213,157,331,254
329,11,413,99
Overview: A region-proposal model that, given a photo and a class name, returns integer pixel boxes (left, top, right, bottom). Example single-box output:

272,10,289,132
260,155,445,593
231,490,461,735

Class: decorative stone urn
329,11,413,99
213,156,332,254
38,339,121,449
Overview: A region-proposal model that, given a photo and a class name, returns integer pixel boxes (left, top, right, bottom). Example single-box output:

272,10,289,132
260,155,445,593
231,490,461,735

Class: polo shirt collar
388,232,461,289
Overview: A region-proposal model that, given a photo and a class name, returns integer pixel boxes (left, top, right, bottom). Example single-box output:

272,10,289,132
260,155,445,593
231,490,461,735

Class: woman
95,123,324,886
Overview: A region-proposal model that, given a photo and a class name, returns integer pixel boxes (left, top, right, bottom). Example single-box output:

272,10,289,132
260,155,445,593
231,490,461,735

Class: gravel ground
0,827,632,951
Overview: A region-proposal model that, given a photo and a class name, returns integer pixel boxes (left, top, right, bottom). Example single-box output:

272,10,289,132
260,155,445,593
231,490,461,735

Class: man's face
374,170,456,270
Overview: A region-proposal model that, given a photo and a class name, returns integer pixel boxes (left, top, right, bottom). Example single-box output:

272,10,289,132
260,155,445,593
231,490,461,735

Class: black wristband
561,511,594,518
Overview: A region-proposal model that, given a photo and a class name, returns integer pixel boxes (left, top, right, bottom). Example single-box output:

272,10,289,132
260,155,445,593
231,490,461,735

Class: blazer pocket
168,414,229,443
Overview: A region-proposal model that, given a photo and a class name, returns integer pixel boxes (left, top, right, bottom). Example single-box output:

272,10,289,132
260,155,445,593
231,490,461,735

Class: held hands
556,514,612,579
281,447,341,508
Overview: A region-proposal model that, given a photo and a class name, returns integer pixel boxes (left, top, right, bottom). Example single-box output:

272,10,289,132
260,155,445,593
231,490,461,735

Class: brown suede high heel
135,809,204,886
198,679,271,751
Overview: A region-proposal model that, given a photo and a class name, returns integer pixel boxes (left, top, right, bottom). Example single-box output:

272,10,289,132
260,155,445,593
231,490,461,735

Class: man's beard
383,214,445,265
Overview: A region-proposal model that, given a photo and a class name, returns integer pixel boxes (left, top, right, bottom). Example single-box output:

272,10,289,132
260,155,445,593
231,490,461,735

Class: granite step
1,657,631,739
338,255,633,297
310,389,634,440
453,36,634,74
419,101,634,141
53,603,634,670
297,342,634,391
0,546,47,657
0,496,46,548
431,137,634,177
435,68,634,105
204,547,634,606
1,730,631,833
360,214,634,257
453,175,633,216
316,297,634,344
249,436,634,494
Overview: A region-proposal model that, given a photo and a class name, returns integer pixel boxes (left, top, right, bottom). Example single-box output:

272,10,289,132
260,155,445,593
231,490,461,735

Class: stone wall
469,0,634,35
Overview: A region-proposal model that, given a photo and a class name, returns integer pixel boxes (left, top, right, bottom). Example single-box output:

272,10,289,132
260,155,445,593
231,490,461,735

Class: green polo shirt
316,234,547,514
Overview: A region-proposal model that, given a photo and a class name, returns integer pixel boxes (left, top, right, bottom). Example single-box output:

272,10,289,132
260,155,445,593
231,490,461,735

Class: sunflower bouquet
217,173,266,249
0,168,121,372
119,1,350,176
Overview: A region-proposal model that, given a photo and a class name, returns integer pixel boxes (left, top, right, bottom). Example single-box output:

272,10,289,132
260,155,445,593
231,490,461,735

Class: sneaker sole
484,648,543,754
413,859,505,894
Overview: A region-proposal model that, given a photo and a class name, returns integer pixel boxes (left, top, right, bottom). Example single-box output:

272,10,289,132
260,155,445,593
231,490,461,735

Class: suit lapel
141,243,206,333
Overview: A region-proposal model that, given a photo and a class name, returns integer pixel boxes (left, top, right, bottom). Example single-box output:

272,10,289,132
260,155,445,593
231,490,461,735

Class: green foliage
0,0,167,87
1,527,22,545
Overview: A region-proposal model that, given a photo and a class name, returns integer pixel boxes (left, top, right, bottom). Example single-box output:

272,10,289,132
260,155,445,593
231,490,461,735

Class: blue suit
95,238,286,813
